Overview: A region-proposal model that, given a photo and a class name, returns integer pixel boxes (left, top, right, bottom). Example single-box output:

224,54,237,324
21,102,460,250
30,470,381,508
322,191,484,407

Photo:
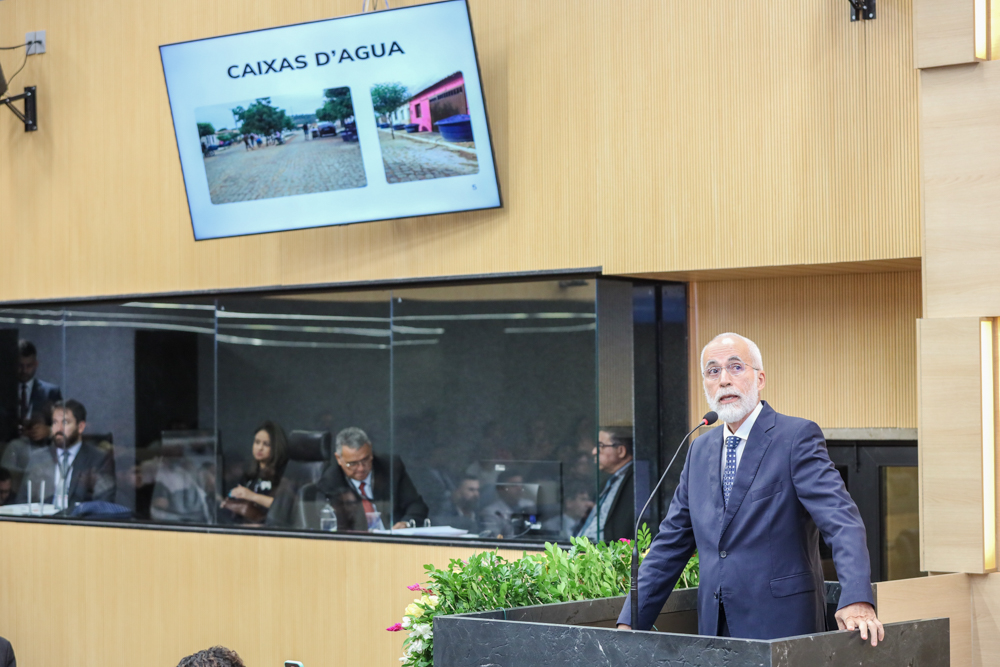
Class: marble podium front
432,585,949,667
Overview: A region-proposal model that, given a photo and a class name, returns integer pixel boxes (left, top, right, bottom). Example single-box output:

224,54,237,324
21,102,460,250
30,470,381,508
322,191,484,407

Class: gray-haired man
315,426,428,529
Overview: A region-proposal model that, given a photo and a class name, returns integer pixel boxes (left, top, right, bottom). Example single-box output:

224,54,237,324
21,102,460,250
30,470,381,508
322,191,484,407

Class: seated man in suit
431,474,481,533
314,427,427,530
17,339,62,435
16,400,115,508
481,470,537,539
560,481,595,537
575,426,634,542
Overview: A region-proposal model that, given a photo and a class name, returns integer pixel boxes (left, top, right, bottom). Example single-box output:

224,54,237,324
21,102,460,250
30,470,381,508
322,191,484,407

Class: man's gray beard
705,383,760,425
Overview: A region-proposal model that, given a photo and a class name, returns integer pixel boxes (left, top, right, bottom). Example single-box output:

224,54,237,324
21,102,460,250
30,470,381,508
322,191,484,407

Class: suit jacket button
714,592,719,599
720,550,727,558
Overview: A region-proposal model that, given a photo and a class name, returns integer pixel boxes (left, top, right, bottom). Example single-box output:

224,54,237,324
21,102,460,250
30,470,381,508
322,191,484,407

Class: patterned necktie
19,383,27,421
358,481,376,514
723,436,740,506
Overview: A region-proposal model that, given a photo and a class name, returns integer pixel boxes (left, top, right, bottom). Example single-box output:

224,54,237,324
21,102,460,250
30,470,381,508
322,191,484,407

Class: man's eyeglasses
341,455,373,469
702,361,758,381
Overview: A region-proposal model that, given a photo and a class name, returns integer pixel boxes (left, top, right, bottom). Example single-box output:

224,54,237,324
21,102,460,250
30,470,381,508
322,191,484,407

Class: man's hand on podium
616,624,631,630
835,602,884,647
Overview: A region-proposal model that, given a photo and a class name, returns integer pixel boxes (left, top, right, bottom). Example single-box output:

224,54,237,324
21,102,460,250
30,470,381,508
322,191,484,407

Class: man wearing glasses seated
315,426,427,530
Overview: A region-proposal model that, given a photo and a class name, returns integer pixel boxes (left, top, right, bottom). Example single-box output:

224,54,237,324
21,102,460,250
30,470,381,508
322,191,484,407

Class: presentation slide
160,0,500,240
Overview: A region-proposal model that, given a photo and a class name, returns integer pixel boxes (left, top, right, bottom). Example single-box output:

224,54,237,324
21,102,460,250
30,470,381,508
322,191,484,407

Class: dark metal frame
1,86,37,132
827,441,918,582
849,0,876,21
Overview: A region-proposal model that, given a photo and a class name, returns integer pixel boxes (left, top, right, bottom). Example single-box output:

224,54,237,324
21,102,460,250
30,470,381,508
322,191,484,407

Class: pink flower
386,623,404,632
407,584,422,591
619,538,631,543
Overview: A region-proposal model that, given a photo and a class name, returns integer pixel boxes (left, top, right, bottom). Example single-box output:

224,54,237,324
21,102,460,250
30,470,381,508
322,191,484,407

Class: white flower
415,623,433,639
411,639,425,654
401,617,412,628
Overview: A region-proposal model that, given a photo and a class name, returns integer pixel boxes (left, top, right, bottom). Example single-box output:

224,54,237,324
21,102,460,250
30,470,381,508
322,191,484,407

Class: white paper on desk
0,503,60,516
371,526,469,537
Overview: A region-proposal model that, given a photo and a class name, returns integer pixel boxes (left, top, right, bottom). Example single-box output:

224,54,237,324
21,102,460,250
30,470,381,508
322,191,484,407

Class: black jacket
316,454,428,527
600,462,635,543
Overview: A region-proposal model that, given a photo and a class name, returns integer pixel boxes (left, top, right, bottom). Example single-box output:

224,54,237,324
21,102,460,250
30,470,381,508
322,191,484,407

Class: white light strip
983,319,997,571
395,312,594,322
122,302,216,311
215,335,438,349
217,309,388,323
219,323,391,338
503,323,597,334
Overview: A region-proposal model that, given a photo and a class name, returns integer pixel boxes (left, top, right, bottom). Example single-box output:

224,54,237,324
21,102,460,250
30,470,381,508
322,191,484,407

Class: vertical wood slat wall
0,522,526,667
0,0,919,302
688,271,922,429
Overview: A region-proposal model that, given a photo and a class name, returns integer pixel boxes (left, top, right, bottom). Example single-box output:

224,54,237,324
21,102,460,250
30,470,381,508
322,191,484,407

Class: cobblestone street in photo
204,134,366,204
377,131,478,184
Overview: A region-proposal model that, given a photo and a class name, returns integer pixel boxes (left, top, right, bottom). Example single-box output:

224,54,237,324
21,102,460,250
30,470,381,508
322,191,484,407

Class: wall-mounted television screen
160,0,500,240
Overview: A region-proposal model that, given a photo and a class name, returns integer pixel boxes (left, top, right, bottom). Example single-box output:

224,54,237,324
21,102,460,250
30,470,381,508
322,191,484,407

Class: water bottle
320,503,338,532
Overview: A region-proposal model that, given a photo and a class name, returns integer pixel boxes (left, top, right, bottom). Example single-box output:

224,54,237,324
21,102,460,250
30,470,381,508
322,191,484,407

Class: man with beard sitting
618,332,883,647
17,400,115,508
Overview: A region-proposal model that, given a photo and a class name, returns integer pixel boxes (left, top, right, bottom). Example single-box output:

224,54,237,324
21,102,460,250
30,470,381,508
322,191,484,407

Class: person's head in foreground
177,646,245,667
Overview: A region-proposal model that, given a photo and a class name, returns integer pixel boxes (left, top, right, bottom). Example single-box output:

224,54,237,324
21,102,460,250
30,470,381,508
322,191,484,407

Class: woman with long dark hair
220,420,288,524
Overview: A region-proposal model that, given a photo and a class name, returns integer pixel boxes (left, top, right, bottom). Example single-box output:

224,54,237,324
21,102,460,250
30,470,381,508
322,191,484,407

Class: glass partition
214,291,391,530
391,280,598,541
0,277,688,545
0,306,66,510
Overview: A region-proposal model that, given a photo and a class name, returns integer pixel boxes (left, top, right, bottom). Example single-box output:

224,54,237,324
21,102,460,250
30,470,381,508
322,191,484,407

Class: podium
433,584,949,666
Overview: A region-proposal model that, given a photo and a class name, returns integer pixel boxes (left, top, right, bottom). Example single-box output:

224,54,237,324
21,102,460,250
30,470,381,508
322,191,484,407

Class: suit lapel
720,403,775,539
67,445,87,502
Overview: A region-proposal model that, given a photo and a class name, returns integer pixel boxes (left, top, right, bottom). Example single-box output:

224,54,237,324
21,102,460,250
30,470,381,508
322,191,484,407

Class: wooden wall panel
921,60,1000,319
0,0,919,303
918,317,990,573
0,521,526,667
914,0,977,68
877,573,973,667
971,573,1000,666
688,271,921,429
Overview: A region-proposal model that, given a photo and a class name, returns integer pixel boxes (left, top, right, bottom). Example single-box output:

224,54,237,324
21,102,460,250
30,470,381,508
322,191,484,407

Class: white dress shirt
720,401,765,478
349,472,375,499
53,441,82,509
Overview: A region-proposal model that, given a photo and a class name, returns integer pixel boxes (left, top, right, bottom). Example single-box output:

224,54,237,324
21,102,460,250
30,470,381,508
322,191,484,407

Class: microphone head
703,411,719,426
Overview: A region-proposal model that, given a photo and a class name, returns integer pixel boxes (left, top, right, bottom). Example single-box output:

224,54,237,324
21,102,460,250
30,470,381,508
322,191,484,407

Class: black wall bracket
850,0,876,21
1,86,37,132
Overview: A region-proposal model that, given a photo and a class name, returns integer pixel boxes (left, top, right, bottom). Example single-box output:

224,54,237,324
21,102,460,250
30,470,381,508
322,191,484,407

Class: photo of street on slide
196,87,365,204
372,71,478,184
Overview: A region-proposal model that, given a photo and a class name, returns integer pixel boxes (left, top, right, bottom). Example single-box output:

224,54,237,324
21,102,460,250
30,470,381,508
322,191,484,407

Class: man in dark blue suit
18,339,62,432
618,333,884,645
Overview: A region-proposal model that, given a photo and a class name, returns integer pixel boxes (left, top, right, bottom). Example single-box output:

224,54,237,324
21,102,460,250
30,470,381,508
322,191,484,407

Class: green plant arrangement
387,526,700,667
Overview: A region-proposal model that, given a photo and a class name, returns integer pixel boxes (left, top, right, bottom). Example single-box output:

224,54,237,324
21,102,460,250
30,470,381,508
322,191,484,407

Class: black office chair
267,430,331,529
284,430,331,485
150,430,220,524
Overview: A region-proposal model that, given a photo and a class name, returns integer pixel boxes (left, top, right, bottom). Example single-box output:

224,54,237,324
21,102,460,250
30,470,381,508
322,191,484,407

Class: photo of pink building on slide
372,71,478,184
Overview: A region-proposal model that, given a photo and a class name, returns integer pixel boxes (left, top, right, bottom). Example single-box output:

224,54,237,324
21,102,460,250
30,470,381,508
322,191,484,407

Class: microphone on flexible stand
628,411,718,630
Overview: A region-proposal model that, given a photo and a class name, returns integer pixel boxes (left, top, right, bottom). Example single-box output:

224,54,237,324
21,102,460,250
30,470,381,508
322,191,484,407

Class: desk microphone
628,411,718,630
